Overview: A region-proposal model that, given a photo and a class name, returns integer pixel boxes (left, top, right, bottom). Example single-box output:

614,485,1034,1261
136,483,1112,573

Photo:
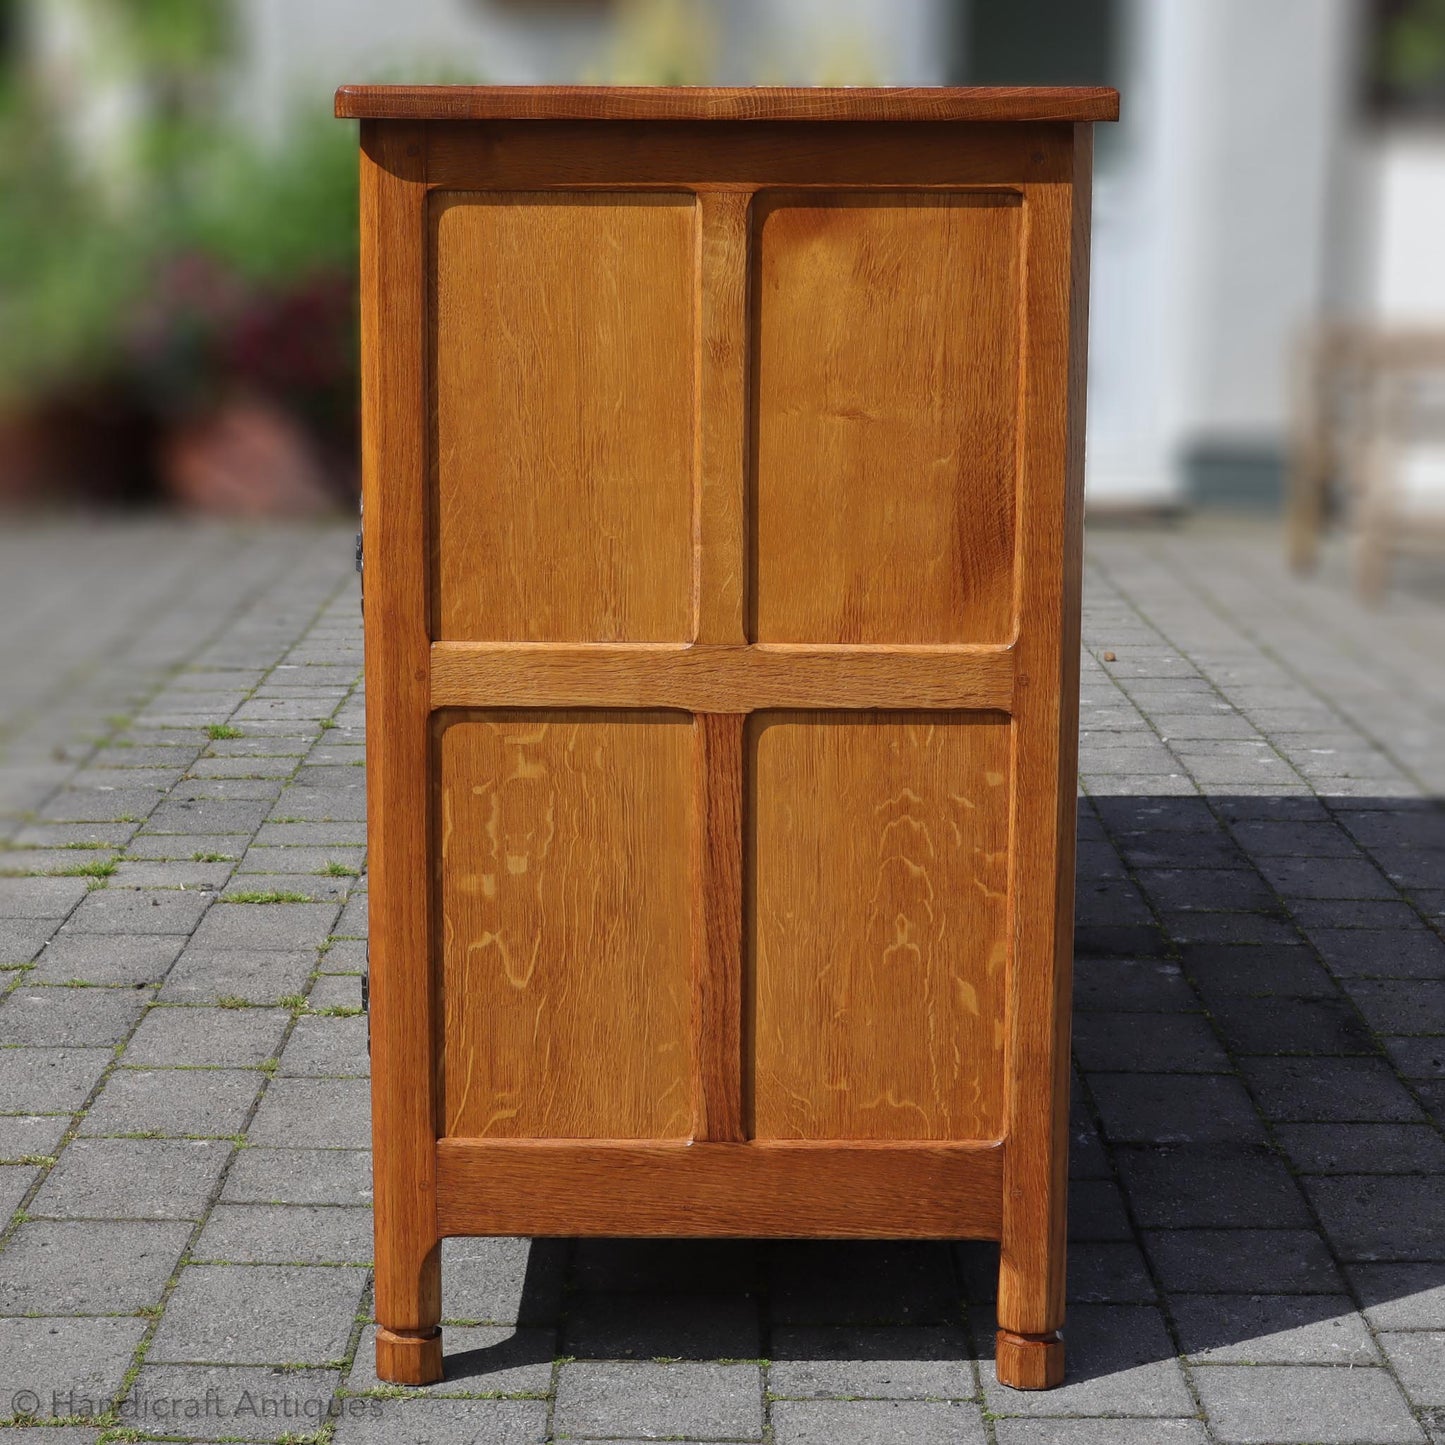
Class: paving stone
146,801,271,834
1144,1228,1343,1292
1379,1330,1445,1408
0,878,91,919
1258,855,1399,900
769,1242,960,1325
159,947,314,1004
1072,959,1197,1012
1171,1293,1378,1363
30,1136,229,1219
190,901,339,951
0,1047,111,1112
0,919,66,964
571,1238,762,1296
0,1163,37,1219
194,1204,371,1265
1115,1145,1309,1228
0,986,148,1046
308,973,364,1011
27,933,183,985
348,1323,555,1396
149,1263,367,1365
1304,1175,1445,1260
0,1316,147,1424
0,1219,190,1313
553,1361,764,1441
441,1237,568,1326
1072,1012,1228,1072
564,1292,760,1359
80,1066,261,1137
126,832,243,861
0,1114,69,1162
772,1398,985,1444
1067,1178,1134,1241
126,1005,288,1067
1066,1242,1156,1302
123,1362,345,1441
238,844,366,875
768,1325,974,1400
993,1423,1210,1445
1349,1263,1445,1329
1242,1057,1424,1122
221,1146,372,1206
61,888,210,935
1088,1073,1267,1144
979,1304,1194,1417
247,1077,370,1148
331,1396,549,1444
1192,1364,1423,1444
1208,994,1375,1055
278,1013,369,1076
1277,1122,1445,1173
1348,978,1445,1035
1381,1036,1445,1078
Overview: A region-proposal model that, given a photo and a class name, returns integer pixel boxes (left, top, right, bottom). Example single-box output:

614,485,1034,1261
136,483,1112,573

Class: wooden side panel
751,191,1022,644
437,711,695,1139
749,712,1011,1141
431,191,697,642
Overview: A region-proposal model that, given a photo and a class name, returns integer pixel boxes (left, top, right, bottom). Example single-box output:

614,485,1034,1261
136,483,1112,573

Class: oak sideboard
337,83,1118,1391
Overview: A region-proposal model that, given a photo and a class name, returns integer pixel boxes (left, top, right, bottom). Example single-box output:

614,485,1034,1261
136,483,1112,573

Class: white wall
1084,0,1354,504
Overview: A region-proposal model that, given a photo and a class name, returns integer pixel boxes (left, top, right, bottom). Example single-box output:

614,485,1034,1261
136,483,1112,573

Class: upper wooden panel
749,712,1011,1142
752,191,1021,644
431,191,695,641
338,85,1119,124
437,711,694,1140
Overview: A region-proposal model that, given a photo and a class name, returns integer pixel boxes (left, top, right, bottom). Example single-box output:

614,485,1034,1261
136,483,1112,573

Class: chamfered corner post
994,120,1094,1391
357,114,444,1385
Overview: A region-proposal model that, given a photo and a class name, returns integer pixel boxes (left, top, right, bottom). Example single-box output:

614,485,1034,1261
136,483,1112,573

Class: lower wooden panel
749,712,1012,1141
437,711,694,1140
436,1138,1004,1238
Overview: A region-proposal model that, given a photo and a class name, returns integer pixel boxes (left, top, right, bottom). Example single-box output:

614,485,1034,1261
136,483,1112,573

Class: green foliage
175,111,358,288
0,91,153,404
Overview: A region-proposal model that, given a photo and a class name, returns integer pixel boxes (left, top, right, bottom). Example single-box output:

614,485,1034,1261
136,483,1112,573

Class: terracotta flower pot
160,393,343,516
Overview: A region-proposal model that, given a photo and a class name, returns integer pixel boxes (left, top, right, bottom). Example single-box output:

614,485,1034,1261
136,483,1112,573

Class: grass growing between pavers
224,891,316,906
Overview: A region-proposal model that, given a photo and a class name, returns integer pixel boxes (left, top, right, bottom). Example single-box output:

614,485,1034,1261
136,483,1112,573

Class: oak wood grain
431,190,695,641
437,711,694,1140
691,714,745,1141
436,1138,1005,1237
337,85,1120,124
425,122,1067,192
751,191,1021,643
359,119,442,1382
749,712,1011,1141
429,642,1016,712
995,127,1092,1360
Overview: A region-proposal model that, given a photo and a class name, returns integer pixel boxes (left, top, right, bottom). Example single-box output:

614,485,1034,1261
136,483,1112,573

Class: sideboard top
334,85,1119,125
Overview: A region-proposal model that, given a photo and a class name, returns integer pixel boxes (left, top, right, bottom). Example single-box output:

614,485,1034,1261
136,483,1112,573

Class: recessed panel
749,712,1010,1140
438,711,694,1139
432,191,696,641
752,191,1022,643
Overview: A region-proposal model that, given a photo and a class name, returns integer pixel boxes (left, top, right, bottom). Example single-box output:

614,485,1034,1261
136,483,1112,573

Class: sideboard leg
995,1328,1064,1389
376,1322,443,1385
374,1239,443,1384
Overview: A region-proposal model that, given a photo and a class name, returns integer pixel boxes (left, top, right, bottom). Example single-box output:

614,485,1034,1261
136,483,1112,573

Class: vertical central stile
689,188,752,1142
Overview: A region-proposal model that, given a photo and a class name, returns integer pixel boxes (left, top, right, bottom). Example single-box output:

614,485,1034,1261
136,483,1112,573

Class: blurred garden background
1,0,1445,549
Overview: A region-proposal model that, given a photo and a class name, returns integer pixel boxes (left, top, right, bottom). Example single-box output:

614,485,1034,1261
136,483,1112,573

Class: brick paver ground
0,515,1441,1444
